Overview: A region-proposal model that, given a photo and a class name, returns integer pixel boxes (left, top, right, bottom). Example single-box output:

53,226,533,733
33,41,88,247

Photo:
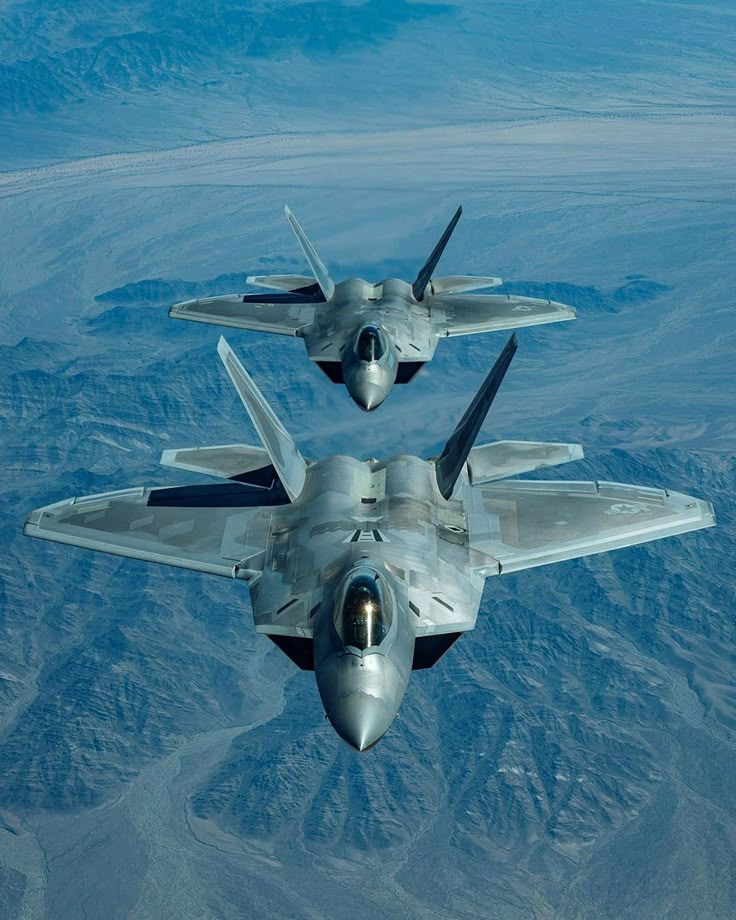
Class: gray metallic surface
23,341,716,749
469,480,715,575
313,563,414,750
341,324,398,411
466,440,585,483
283,204,336,300
160,443,271,479
217,336,307,501
168,206,576,409
170,293,315,335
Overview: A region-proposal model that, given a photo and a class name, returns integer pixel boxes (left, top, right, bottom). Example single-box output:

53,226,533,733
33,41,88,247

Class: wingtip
570,444,585,462
216,335,231,358
169,301,188,317
284,204,292,218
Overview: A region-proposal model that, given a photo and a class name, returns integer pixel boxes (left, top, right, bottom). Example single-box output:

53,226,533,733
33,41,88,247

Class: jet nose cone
347,379,387,412
329,692,395,751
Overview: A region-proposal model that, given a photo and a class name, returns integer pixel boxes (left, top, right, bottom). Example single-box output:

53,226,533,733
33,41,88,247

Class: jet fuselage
169,204,577,411
24,332,715,751
303,277,434,410
246,453,485,749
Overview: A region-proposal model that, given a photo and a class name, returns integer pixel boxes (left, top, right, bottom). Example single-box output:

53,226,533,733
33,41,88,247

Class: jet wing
169,294,316,335
24,486,270,581
468,480,714,575
435,294,575,336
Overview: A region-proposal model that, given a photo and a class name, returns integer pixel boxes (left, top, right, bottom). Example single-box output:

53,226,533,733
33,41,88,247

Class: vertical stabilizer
284,206,335,301
217,337,307,501
412,205,463,301
434,332,518,499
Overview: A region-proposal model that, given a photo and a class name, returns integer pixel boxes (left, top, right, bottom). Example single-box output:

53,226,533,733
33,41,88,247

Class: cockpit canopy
335,568,393,650
355,325,385,363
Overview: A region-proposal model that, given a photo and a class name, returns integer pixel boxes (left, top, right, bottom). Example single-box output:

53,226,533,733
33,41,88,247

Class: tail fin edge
217,337,307,501
434,332,518,499
412,205,463,301
284,206,335,301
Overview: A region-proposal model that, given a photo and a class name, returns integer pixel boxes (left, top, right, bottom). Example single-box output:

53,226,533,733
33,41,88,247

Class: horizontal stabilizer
434,333,518,500
431,275,502,295
246,274,318,292
468,440,584,484
160,444,271,480
284,206,335,301
217,337,307,501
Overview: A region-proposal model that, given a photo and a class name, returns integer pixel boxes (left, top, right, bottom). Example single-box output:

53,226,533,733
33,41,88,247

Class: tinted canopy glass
336,571,392,650
355,325,385,363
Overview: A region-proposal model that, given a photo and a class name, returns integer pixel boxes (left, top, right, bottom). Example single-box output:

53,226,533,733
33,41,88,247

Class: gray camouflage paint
168,206,576,410
23,341,715,750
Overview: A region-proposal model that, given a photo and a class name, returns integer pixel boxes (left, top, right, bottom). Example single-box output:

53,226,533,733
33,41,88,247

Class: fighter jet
169,206,576,411
24,336,714,751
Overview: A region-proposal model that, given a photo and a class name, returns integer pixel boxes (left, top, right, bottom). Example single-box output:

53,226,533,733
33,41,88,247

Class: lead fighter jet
169,206,576,411
25,336,714,750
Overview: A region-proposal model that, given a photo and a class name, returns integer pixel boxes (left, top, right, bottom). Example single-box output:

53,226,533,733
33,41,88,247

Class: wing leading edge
169,294,315,335
436,293,576,336
23,486,269,581
23,338,310,580
468,480,715,576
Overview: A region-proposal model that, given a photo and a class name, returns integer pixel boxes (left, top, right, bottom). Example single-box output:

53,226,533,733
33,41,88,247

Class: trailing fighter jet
24,336,714,750
169,206,576,411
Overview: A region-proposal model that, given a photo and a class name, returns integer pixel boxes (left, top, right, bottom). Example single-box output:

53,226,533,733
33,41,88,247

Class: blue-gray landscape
1,1,734,917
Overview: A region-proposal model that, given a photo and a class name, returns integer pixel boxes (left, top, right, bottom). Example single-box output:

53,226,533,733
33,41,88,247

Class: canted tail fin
217,337,307,501
434,332,518,500
412,205,463,301
284,206,335,301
